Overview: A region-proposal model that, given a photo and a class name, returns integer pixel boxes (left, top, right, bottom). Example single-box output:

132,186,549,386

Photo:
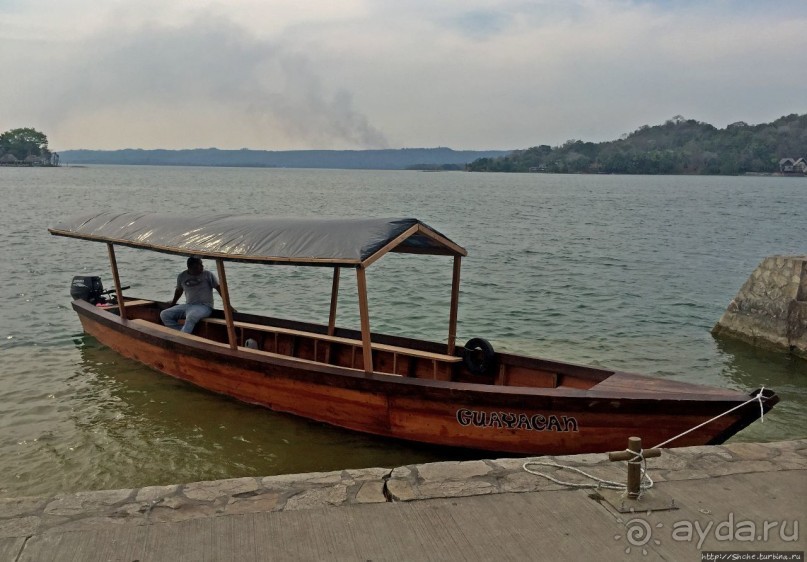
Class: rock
386,479,417,502
283,485,348,510
44,489,132,516
183,477,259,501
225,492,282,514
135,485,179,503
712,255,807,358
417,460,491,482
355,481,387,504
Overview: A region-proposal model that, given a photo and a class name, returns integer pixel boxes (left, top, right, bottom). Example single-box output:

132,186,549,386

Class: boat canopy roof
49,212,467,267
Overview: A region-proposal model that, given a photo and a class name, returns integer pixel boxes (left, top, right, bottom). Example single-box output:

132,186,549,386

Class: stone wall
712,255,807,358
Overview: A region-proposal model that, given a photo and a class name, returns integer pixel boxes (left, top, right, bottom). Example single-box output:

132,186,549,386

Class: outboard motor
70,276,106,304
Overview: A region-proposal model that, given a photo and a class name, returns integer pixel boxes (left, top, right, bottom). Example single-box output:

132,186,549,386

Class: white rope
651,386,766,449
522,387,769,495
523,449,654,494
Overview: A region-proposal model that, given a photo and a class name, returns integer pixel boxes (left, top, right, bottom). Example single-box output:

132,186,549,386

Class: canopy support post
328,267,340,336
106,243,126,320
447,255,461,355
356,267,373,374
215,259,238,350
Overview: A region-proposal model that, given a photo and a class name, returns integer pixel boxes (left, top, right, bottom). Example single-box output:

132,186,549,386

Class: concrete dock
1,439,805,561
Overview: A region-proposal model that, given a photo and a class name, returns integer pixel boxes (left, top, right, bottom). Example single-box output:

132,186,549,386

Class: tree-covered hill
467,114,807,175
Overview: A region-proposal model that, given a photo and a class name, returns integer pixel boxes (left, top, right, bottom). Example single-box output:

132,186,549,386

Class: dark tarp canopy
48,212,467,267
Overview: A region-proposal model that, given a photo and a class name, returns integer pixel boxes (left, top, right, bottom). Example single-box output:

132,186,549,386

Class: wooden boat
49,212,778,456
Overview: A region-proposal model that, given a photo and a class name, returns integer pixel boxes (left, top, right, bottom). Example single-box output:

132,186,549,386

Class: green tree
466,113,807,176
0,128,50,160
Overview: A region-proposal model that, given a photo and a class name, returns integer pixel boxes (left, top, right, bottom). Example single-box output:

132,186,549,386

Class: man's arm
169,287,183,306
214,286,236,312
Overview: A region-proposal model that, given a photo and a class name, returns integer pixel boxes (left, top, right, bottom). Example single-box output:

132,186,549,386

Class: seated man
160,257,222,334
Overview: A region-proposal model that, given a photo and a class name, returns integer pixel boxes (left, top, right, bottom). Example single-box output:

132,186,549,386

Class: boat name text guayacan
456,409,579,432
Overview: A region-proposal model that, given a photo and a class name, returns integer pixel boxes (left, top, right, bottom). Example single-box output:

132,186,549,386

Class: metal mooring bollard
608,436,661,499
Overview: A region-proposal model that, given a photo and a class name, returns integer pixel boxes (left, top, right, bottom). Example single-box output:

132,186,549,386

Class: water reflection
712,336,807,443
73,336,485,491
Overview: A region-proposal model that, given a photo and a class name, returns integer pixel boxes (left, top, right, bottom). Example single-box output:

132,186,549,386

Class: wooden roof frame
55,218,466,375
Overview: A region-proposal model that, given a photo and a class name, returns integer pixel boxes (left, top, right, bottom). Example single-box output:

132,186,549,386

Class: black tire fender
463,337,496,376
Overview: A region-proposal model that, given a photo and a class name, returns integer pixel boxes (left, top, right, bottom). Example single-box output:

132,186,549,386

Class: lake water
1,165,805,497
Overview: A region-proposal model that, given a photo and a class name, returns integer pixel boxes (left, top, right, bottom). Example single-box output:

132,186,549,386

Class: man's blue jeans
160,303,213,334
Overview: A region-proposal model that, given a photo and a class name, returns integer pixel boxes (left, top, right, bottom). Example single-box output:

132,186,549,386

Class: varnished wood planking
74,300,774,455
386,395,738,454
85,319,391,432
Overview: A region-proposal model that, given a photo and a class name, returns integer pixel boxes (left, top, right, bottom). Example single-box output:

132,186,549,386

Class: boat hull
74,300,777,456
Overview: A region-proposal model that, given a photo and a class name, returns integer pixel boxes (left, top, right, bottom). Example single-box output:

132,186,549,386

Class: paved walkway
1,440,805,561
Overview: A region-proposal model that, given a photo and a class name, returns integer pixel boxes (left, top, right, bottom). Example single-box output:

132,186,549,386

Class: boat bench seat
130,318,231,348
106,299,156,311
131,319,340,367
122,299,156,307
200,317,461,377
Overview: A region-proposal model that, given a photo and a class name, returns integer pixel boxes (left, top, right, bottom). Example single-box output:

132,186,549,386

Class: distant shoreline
0,163,59,168
39,162,807,177
56,147,511,171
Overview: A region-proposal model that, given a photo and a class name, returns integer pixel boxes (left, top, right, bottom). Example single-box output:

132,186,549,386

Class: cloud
0,11,389,149
0,0,805,150
444,10,513,40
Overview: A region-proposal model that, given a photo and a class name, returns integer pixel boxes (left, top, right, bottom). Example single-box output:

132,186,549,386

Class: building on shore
0,152,59,166
778,157,807,175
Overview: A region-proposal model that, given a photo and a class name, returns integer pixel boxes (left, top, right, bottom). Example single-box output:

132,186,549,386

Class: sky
1,0,805,151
